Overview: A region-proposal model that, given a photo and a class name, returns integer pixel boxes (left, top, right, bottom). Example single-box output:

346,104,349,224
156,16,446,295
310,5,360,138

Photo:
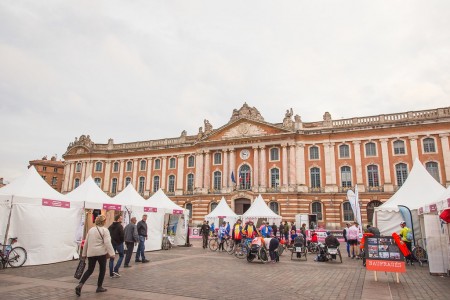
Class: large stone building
29,156,65,192
62,104,450,228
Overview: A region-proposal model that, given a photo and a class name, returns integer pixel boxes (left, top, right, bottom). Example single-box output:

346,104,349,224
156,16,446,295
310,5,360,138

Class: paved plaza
0,240,449,300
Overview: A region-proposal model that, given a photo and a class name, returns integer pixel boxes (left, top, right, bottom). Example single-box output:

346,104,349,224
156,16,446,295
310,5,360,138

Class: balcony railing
309,187,325,193
339,186,353,193
266,187,281,193
208,189,222,194
367,186,384,192
185,190,194,195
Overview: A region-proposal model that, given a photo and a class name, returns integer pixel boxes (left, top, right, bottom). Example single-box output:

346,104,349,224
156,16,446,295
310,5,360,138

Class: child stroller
291,236,307,261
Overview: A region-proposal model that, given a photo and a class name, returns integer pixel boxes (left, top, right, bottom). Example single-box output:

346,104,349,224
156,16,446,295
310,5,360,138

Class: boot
96,287,107,293
75,283,83,296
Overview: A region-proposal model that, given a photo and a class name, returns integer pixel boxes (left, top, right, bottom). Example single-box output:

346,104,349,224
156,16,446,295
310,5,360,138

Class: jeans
124,241,135,266
346,241,350,256
136,236,146,261
109,243,124,275
79,255,107,287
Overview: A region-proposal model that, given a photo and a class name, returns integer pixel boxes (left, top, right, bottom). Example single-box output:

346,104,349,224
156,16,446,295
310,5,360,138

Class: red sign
172,209,183,215
103,204,122,211
429,204,437,212
144,207,158,213
419,207,423,214
366,259,406,273
42,198,70,208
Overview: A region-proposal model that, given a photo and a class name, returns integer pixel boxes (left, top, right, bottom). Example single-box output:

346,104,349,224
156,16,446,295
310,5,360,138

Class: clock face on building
240,149,250,160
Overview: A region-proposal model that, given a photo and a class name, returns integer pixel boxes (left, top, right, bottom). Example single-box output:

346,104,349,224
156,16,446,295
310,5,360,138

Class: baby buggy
247,243,269,263
291,236,307,261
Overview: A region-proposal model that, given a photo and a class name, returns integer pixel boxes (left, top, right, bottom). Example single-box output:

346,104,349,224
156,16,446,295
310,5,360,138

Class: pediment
203,119,290,141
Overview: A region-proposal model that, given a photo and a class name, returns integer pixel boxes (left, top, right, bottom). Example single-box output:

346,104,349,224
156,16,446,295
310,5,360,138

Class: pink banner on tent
447,198,450,207
173,209,183,215
217,216,226,218
419,207,423,214
144,207,158,213
429,204,437,212
103,203,122,211
42,198,70,208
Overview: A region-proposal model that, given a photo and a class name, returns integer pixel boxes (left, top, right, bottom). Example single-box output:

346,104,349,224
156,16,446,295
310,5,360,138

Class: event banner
42,198,70,208
365,236,406,273
173,209,183,215
144,207,158,213
103,203,122,211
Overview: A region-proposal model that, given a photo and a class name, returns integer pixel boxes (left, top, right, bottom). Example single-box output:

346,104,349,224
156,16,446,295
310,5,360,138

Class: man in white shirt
347,221,360,259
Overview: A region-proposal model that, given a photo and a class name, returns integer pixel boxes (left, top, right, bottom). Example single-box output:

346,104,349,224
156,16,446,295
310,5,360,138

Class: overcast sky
1,1,449,182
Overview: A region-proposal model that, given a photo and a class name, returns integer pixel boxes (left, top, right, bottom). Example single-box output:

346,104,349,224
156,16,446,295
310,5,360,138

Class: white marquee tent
0,167,83,265
374,158,446,236
113,184,165,251
242,194,281,225
147,189,188,246
205,197,239,228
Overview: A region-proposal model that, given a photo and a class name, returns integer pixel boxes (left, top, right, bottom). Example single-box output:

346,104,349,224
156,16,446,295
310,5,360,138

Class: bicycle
0,237,27,268
209,236,230,252
234,237,252,259
412,238,428,266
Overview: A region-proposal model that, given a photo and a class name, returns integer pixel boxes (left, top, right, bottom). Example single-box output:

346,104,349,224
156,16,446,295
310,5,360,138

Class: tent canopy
242,194,281,222
66,176,113,209
112,183,149,208
420,186,450,214
147,189,185,214
205,197,237,219
376,158,446,212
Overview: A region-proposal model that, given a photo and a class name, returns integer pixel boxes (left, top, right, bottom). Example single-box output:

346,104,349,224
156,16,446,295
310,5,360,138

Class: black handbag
74,259,86,279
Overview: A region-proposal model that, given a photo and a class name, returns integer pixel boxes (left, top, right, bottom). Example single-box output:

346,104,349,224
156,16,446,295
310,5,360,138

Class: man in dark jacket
367,225,381,237
108,214,125,278
272,222,278,237
123,216,139,267
136,214,149,263
199,220,210,249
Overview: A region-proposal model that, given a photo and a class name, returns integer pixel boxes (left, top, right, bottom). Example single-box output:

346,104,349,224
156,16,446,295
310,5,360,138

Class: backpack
406,229,413,241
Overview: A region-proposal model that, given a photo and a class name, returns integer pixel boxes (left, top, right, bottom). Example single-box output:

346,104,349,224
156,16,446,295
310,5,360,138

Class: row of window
41,175,58,186
41,166,59,173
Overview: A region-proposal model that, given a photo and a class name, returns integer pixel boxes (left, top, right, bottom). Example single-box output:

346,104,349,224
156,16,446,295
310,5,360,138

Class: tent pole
3,196,14,251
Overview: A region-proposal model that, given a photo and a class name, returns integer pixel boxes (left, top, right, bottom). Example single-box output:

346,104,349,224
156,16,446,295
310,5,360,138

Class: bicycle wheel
209,238,219,251
226,240,235,254
338,249,342,263
235,244,248,259
8,247,27,268
413,246,427,263
259,248,268,263
303,247,308,261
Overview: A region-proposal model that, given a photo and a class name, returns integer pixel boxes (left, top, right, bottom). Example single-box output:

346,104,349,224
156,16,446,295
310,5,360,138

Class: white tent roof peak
0,166,68,200
112,183,148,207
243,194,281,219
147,189,185,212
65,176,112,204
205,197,237,219
377,158,445,211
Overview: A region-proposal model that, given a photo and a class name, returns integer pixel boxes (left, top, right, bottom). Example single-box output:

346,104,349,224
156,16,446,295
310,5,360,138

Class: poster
365,236,406,273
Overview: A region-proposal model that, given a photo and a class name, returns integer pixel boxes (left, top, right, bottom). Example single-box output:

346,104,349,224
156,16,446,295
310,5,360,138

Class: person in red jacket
231,219,243,245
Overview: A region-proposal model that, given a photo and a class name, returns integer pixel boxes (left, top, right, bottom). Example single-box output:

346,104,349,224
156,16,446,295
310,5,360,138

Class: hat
326,231,331,236
400,221,406,225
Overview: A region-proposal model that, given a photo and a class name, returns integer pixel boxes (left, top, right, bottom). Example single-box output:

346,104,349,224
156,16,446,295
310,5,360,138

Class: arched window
76,163,82,173
270,147,279,161
309,146,319,160
340,166,352,187
185,203,193,219
126,161,133,172
426,161,440,182
94,177,101,187
367,165,379,187
343,202,354,221
187,174,194,192
125,177,131,186
95,162,102,172
339,144,350,158
395,163,408,187
138,176,145,193
113,162,119,172
213,171,222,190
423,138,436,153
365,142,377,156
310,167,321,188
168,175,175,192
393,140,406,155
210,202,218,212
269,202,279,214
367,200,383,224
111,178,118,194
169,158,176,169
74,178,80,189
312,202,322,220
239,165,251,190
270,168,280,188
154,159,161,170
153,176,160,192
140,160,146,171
214,152,222,165
187,156,195,168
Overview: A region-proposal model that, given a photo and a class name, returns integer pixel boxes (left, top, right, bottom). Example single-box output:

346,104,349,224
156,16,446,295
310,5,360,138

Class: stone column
176,155,185,194
132,158,138,187
195,152,204,190
81,161,86,181
324,142,337,192
295,143,307,191
223,150,229,189
118,160,125,191
281,144,288,191
63,163,71,192
260,146,267,191
288,143,296,189
104,161,111,192
439,133,450,185
161,157,167,191
352,141,364,191
204,151,211,191
380,139,393,192
409,135,419,161
85,161,93,179
253,146,259,191
145,158,153,194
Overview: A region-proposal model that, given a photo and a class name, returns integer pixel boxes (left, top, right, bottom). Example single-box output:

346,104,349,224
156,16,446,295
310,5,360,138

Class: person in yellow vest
231,219,243,245
399,221,414,264
243,220,258,239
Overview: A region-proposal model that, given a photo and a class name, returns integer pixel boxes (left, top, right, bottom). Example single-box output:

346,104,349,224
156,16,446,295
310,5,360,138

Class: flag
231,171,236,184
347,185,362,233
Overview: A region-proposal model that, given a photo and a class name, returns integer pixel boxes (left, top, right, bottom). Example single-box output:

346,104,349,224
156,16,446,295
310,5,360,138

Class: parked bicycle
234,237,252,259
412,238,428,266
0,237,27,269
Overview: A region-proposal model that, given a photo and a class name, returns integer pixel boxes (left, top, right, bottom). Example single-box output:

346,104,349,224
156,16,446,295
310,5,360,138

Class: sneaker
96,287,107,293
113,272,121,277
142,259,150,263
110,273,120,278
124,265,132,268
135,259,142,263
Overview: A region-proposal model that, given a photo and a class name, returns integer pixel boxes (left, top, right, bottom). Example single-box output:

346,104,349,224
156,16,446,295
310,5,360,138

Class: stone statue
204,119,213,133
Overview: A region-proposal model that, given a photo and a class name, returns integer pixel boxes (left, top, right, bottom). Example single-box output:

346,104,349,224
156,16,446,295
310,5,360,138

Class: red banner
447,198,450,207
172,209,183,215
429,204,437,212
103,203,122,211
366,259,406,273
42,198,70,208
144,207,158,213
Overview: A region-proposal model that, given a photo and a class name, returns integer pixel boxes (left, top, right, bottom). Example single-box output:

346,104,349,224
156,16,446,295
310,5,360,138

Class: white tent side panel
0,199,10,244
374,210,404,236
131,208,164,251
424,214,449,274
9,200,82,266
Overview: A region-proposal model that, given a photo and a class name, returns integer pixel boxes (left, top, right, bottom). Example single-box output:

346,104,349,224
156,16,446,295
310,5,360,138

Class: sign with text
365,236,406,273
144,207,158,213
103,203,122,211
42,198,70,208
172,209,184,215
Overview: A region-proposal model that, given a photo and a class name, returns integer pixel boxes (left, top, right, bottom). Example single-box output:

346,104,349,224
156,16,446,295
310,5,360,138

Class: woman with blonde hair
75,215,115,296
